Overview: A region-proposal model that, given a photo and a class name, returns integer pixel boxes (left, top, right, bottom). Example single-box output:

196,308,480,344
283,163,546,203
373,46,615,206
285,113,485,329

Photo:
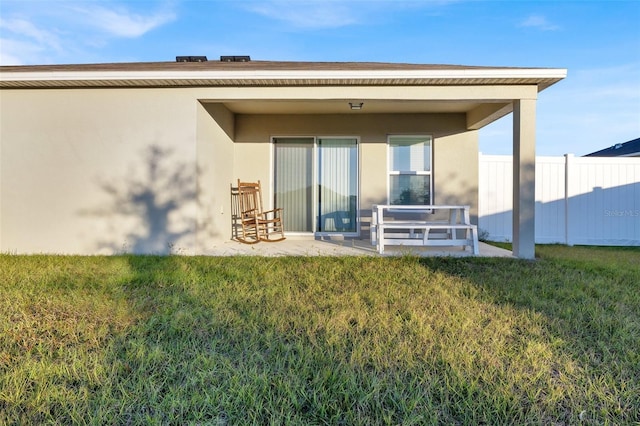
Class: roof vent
176,56,208,62
220,56,251,62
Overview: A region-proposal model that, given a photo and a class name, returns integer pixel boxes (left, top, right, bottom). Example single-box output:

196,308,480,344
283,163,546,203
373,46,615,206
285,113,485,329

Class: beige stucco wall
196,102,236,248
1,90,478,254
433,132,479,221
0,88,203,254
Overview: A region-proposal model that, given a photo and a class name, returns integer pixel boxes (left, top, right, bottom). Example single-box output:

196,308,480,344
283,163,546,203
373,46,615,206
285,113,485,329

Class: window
388,135,432,205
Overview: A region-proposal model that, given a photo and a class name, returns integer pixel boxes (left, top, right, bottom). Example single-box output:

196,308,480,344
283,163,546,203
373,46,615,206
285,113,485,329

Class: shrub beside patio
1,246,638,424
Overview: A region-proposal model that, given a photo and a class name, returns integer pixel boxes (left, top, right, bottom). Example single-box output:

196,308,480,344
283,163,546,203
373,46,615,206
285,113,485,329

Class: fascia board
0,68,568,83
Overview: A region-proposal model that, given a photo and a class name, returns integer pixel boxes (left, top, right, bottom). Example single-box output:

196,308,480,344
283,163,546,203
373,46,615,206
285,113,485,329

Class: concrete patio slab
204,237,513,258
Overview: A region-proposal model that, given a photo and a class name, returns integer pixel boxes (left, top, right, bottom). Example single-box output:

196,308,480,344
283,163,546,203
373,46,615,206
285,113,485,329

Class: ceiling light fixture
349,102,364,110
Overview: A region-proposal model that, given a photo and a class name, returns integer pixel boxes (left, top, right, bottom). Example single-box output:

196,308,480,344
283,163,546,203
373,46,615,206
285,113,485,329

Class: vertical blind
318,138,358,232
389,136,431,172
273,138,313,232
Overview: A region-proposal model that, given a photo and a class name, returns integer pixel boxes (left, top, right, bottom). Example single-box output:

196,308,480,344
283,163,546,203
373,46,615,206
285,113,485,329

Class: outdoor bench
371,205,479,255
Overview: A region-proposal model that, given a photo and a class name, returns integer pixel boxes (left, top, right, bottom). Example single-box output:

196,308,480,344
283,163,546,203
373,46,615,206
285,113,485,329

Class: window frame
387,135,433,206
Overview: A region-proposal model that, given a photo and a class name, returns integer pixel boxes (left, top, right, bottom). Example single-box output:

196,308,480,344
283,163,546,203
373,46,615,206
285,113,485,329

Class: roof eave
0,68,567,89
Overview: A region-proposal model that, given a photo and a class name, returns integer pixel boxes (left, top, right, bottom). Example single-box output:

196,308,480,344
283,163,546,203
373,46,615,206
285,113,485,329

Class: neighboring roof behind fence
585,137,640,157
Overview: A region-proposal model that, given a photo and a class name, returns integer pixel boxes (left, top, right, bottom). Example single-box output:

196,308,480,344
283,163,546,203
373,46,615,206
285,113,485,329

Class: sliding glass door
317,138,358,232
273,138,314,233
274,137,358,235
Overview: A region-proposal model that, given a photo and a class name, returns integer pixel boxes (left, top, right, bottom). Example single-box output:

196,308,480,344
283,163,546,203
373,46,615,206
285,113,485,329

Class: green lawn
1,246,638,425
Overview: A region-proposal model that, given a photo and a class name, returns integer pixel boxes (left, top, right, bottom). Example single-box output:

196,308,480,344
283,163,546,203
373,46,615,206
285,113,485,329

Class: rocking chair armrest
261,208,283,215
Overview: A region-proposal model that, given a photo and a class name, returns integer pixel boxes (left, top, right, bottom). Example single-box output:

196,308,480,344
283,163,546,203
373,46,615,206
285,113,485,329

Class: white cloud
70,4,176,38
0,1,177,65
0,18,63,65
244,0,463,31
519,14,560,31
245,0,359,29
0,18,61,48
0,39,34,65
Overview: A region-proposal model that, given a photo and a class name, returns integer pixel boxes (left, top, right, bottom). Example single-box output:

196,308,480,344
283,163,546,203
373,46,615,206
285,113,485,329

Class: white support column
512,99,537,259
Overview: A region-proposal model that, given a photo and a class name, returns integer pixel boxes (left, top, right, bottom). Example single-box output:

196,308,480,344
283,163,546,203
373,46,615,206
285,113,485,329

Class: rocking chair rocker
235,180,285,244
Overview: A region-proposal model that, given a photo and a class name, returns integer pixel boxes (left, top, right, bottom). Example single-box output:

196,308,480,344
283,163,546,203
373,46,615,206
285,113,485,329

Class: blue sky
1,0,639,156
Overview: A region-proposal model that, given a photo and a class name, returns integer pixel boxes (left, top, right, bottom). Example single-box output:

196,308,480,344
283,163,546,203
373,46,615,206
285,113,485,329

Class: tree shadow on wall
84,145,196,255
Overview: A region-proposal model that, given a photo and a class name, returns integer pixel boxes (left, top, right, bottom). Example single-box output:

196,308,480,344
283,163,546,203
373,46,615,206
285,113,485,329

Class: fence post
564,153,574,246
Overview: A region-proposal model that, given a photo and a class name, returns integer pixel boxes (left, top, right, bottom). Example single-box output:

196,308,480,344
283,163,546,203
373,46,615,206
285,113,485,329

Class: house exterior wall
0,88,201,254
234,113,478,237
1,89,478,254
433,132,479,220
196,102,236,249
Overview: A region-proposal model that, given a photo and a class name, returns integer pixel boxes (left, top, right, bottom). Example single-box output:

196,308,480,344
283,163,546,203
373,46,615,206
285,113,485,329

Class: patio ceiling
218,99,495,115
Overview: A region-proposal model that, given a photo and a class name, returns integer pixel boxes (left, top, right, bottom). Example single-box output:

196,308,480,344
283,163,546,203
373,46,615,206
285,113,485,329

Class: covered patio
203,63,567,260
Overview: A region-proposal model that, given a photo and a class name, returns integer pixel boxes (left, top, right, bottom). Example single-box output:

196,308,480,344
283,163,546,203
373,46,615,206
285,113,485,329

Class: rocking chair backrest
237,180,263,217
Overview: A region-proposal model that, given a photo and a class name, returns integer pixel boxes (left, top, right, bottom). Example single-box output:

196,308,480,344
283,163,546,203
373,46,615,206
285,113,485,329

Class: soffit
0,60,567,90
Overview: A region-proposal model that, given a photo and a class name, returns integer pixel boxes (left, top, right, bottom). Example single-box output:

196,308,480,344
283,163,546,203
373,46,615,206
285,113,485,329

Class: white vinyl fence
479,154,640,246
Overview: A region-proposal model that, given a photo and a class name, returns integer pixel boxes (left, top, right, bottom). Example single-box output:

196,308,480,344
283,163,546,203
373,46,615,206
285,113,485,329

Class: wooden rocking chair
236,180,285,244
